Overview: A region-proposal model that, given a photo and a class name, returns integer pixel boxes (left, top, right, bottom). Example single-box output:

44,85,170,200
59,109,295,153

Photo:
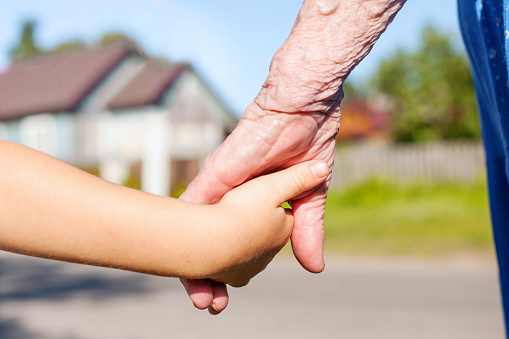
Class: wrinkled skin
179,0,405,314
205,161,328,289
178,0,345,314
179,99,342,313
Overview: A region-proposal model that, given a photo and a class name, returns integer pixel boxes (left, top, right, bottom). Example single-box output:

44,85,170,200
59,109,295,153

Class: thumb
261,161,328,206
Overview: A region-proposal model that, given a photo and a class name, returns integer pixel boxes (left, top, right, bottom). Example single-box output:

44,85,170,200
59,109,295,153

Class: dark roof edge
70,45,138,112
152,63,190,106
107,62,190,111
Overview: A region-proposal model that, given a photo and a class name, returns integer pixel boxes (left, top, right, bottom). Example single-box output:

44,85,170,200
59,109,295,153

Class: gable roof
107,61,189,110
0,44,131,120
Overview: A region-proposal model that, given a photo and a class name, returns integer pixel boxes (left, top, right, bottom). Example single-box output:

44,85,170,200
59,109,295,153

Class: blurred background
0,0,503,338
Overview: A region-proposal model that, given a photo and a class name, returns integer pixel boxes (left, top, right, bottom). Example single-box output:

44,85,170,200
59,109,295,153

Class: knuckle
290,168,308,192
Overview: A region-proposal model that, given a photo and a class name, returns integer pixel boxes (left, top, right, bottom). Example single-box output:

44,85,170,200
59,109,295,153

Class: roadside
323,179,493,256
0,251,503,339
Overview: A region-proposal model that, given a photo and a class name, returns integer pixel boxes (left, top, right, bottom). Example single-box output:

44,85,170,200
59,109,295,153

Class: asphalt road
0,251,504,339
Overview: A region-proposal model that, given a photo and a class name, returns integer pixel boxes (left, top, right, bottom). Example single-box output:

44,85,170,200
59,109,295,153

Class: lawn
318,179,494,257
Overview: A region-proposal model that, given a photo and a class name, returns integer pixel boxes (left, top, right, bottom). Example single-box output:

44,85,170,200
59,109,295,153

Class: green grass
320,179,493,257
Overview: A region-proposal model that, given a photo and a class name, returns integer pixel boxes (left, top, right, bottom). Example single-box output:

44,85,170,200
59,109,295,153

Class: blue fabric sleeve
459,0,509,336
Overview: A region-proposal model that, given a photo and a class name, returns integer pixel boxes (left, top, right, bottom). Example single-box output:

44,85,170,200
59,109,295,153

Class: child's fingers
263,161,328,206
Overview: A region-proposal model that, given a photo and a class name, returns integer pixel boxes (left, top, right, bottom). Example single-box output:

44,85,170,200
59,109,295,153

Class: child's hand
0,141,327,303
205,161,328,287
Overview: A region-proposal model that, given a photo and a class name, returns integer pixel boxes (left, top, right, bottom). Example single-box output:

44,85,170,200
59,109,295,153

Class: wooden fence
330,141,485,190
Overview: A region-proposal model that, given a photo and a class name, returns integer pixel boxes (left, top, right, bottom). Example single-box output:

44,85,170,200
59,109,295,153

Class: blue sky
0,0,461,116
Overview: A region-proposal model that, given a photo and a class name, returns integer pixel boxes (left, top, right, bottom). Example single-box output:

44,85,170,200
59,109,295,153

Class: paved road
0,251,504,339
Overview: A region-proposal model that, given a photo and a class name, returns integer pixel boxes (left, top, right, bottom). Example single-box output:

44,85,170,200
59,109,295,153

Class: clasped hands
181,82,341,316
178,0,348,313
180,100,341,314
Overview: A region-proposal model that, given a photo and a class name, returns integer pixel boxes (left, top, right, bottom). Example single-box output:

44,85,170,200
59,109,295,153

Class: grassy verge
287,179,494,258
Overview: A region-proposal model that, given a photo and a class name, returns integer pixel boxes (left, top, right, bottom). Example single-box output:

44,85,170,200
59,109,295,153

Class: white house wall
164,69,232,155
54,114,75,164
178,69,238,130
95,111,144,186
96,111,149,163
195,75,238,132
4,121,21,145
170,122,222,158
2,113,77,164
91,107,223,193
141,113,171,196
94,109,218,159
164,70,209,123
19,114,59,158
91,109,172,192
0,64,235,197
0,122,7,140
73,114,102,166
167,70,233,124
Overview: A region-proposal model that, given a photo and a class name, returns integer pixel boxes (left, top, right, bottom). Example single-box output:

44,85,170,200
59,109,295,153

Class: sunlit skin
180,0,406,314
0,141,328,288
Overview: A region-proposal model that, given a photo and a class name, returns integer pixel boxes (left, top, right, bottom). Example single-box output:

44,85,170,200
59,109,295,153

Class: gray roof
107,61,189,110
0,44,131,120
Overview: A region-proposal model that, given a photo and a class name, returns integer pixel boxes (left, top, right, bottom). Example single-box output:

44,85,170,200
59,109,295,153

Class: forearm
255,0,406,114
0,141,220,278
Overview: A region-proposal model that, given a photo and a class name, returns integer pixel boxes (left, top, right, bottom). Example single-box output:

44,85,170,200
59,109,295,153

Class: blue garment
459,0,509,335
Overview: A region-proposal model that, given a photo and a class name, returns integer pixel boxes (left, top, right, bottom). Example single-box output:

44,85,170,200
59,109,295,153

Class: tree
369,26,480,143
51,40,87,53
9,21,147,61
10,21,40,60
99,32,146,56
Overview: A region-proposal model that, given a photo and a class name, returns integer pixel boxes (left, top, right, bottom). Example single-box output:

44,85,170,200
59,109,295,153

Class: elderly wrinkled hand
180,100,341,314
180,0,405,314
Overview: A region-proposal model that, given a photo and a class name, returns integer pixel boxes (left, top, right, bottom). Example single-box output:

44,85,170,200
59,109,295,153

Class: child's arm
0,140,327,286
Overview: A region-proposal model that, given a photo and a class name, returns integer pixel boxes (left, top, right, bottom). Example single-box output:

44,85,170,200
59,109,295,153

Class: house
0,43,238,196
336,96,389,143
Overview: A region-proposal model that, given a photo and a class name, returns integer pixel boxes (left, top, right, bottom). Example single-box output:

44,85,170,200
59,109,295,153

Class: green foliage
10,21,40,60
50,40,87,53
123,170,142,191
321,179,492,256
99,33,140,49
9,21,146,61
98,33,147,57
370,26,480,143
170,181,190,198
342,81,362,98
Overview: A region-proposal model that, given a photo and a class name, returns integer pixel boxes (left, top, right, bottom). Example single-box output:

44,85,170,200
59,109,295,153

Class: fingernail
310,161,328,179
